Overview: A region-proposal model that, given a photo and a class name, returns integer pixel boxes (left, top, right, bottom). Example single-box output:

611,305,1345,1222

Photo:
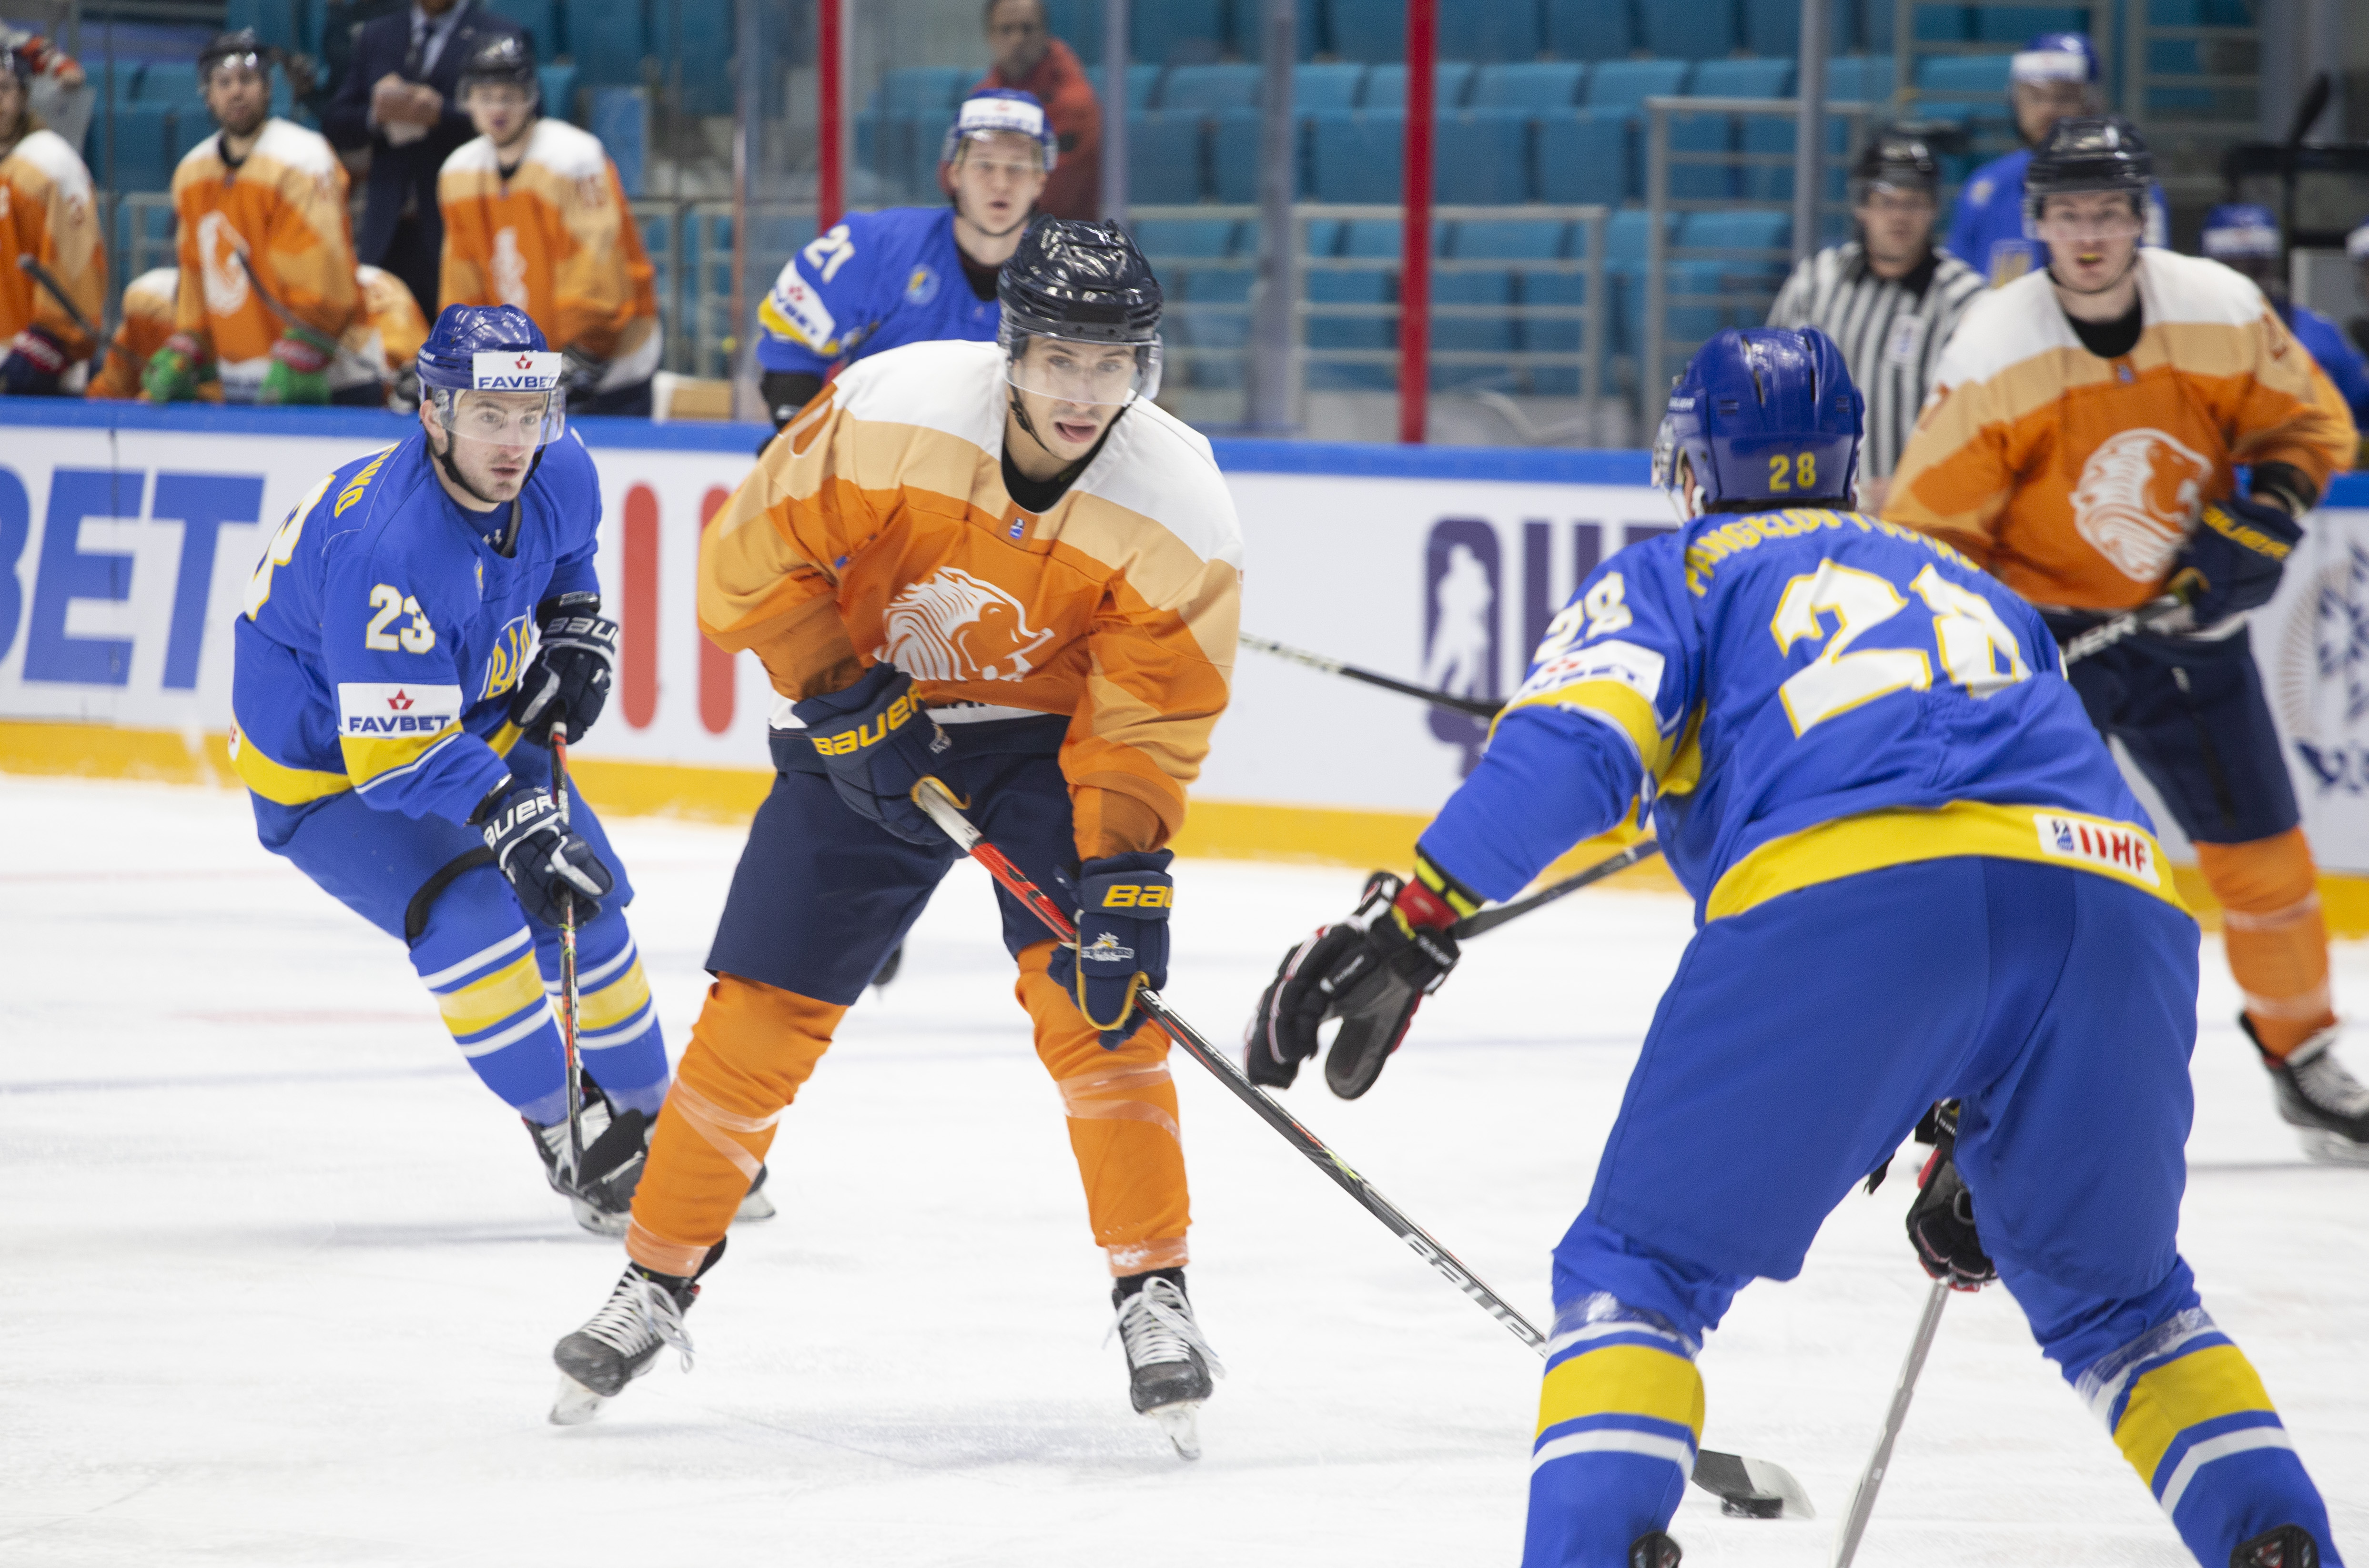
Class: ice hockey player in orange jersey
437,34,660,416
1886,118,2366,1162
547,220,1242,1459
144,30,363,407
92,262,422,404
0,41,105,395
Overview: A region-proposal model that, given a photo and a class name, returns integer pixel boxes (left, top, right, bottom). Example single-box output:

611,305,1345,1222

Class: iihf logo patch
1009,516,1027,540
2034,812,2160,887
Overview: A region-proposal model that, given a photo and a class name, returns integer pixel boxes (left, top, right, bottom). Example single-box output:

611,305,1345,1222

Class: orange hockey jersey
1884,249,2357,611
437,118,661,392
347,262,428,373
86,264,176,399
169,117,361,398
699,338,1242,859
0,127,105,362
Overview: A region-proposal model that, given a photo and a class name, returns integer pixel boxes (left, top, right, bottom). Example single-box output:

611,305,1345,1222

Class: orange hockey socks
2196,829,2336,1056
1015,941,1192,1275
626,974,844,1276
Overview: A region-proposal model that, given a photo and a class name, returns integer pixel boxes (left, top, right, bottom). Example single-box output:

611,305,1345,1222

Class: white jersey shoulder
1076,395,1242,568
124,265,180,307
173,129,223,182
254,117,341,178
2135,247,2269,329
3,128,94,199
834,338,1008,454
522,119,609,181
441,133,499,177
1927,269,2072,388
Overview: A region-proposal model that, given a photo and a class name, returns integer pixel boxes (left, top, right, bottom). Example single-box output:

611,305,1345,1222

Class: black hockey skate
2232,1524,2320,1568
2245,1017,2369,1166
1110,1268,1223,1460
527,1088,649,1237
1629,1532,1682,1568
549,1238,724,1425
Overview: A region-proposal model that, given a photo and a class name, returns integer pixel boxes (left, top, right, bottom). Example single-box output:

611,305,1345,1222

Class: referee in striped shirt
1766,130,1985,512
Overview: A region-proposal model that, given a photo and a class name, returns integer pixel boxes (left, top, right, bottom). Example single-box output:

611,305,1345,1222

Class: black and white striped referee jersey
1765,242,1986,480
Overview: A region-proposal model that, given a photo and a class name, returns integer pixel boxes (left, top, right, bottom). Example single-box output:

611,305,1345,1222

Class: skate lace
1105,1277,1225,1380
2290,1041,2369,1118
580,1271,696,1372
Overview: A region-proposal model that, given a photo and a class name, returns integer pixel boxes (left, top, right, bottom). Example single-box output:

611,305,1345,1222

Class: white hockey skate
1109,1270,1224,1460
2250,1019,2369,1167
549,1252,711,1425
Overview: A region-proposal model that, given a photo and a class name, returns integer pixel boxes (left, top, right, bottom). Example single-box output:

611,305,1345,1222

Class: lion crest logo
881,568,1055,683
2070,428,2215,582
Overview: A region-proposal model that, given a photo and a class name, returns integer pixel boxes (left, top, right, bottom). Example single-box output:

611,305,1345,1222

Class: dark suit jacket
323,0,521,268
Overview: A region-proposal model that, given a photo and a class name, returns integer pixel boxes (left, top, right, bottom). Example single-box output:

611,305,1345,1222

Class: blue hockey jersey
754,206,1000,377
229,428,602,844
1945,146,2170,287
2284,299,2369,430
1419,510,2185,926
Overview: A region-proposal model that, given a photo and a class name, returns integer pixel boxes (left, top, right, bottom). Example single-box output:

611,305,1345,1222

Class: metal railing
1893,0,2116,108
2127,3,2260,139
1642,97,1877,401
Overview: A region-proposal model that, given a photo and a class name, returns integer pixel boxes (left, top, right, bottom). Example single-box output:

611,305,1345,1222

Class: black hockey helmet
0,42,31,85
1849,128,1941,202
198,28,274,81
458,32,539,107
998,218,1163,406
2024,115,2151,223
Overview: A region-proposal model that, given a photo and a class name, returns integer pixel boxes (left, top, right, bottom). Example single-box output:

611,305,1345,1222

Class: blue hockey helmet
940,88,1059,173
2200,202,2279,260
415,304,567,448
1652,328,1863,514
2012,31,2099,86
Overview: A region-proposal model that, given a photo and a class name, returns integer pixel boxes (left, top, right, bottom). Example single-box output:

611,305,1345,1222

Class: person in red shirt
975,0,1100,220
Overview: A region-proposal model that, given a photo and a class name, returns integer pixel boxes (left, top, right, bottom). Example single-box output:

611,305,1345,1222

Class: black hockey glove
1906,1101,1995,1291
2172,495,2302,627
1245,859,1466,1099
790,663,949,846
475,780,615,928
1046,850,1174,1048
560,346,609,403
3,326,69,396
510,592,619,746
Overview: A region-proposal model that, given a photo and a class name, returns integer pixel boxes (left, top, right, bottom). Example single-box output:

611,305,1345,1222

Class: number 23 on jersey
1772,560,2028,735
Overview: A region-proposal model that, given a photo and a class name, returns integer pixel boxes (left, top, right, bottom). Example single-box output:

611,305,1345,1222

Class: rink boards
3,400,2368,885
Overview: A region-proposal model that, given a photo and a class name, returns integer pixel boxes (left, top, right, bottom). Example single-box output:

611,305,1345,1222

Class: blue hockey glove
475,780,615,928
2172,495,2302,627
1245,858,1467,1099
1047,851,1174,1048
791,663,949,846
511,592,619,746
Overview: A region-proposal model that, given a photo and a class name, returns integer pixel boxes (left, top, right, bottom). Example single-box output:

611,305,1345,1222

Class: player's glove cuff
1905,1102,1995,1291
511,592,619,745
8,326,68,375
270,324,338,375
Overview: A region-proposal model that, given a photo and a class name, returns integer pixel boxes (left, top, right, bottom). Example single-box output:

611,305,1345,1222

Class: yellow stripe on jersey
1706,800,2191,923
757,291,830,353
437,952,550,1038
342,724,466,791
228,722,354,806
2113,1345,2279,1490
577,959,653,1032
1535,1345,1706,1441
1495,680,1670,775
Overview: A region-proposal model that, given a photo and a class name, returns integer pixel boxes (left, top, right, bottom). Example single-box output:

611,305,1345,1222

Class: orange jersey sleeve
171,119,359,366
86,265,180,399
438,120,658,365
699,340,1241,856
1886,251,2357,611
0,129,106,359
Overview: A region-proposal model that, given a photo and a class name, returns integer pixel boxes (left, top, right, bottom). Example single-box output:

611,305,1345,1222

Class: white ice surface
2,775,2363,1567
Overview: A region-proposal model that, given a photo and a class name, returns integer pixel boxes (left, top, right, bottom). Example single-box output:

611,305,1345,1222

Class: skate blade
1148,1401,1203,1461
734,1188,778,1224
2298,1129,2369,1168
568,1198,629,1238
549,1374,609,1426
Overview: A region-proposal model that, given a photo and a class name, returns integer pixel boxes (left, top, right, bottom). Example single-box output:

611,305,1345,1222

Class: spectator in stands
1946,33,2167,287
2348,221,2369,361
437,34,660,415
975,0,1099,220
753,88,1054,430
324,0,518,317
2201,203,2369,441
93,261,425,405
146,31,368,406
0,41,105,396
1767,131,1984,513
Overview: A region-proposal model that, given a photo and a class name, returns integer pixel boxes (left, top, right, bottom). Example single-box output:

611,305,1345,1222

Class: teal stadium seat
134,61,201,103
1125,112,1206,204
1641,0,1737,59
1325,0,1408,62
1307,110,1400,203
1691,58,1795,98
1536,110,1631,205
1913,4,1976,40
1208,109,1308,202
1825,55,1898,105
1585,59,1692,111
1361,62,1476,110
91,102,174,191
1914,52,2016,98
1040,0,1103,62
485,0,559,59
1975,6,2085,40
1470,63,1586,111
537,64,578,122
1159,63,1261,112
1235,0,1321,60
1440,111,1532,204
573,0,649,87
1081,64,1165,110
1131,0,1224,65
1743,0,1857,58
668,0,734,116
1293,63,1367,109
1440,0,1545,62
1544,0,1635,60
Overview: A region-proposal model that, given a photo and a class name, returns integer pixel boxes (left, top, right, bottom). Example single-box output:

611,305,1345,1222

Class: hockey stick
551,729,586,1185
16,254,101,346
1830,1278,1951,1567
2055,592,2190,668
232,251,400,387
1450,837,1663,940
906,776,1808,1517
1241,633,1504,720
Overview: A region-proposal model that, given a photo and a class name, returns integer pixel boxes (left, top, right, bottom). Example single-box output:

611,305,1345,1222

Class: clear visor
204,54,269,87
435,387,566,448
1650,417,1692,522
1005,332,1162,408
459,79,538,114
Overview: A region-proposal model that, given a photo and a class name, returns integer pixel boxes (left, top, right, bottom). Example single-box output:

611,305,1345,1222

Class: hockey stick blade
1450,838,1662,940
1242,633,1504,719
905,778,1803,1516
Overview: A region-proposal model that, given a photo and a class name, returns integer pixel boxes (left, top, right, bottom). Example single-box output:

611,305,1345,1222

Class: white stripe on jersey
1766,242,1986,480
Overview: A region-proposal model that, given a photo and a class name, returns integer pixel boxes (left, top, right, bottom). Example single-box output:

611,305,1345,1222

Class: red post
1397,0,1435,445
817,0,845,231
620,484,659,729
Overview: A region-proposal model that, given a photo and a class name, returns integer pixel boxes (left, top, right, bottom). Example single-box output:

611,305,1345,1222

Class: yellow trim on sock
2113,1345,2278,1490
436,952,550,1038
1536,1344,1706,1442
577,959,653,1032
